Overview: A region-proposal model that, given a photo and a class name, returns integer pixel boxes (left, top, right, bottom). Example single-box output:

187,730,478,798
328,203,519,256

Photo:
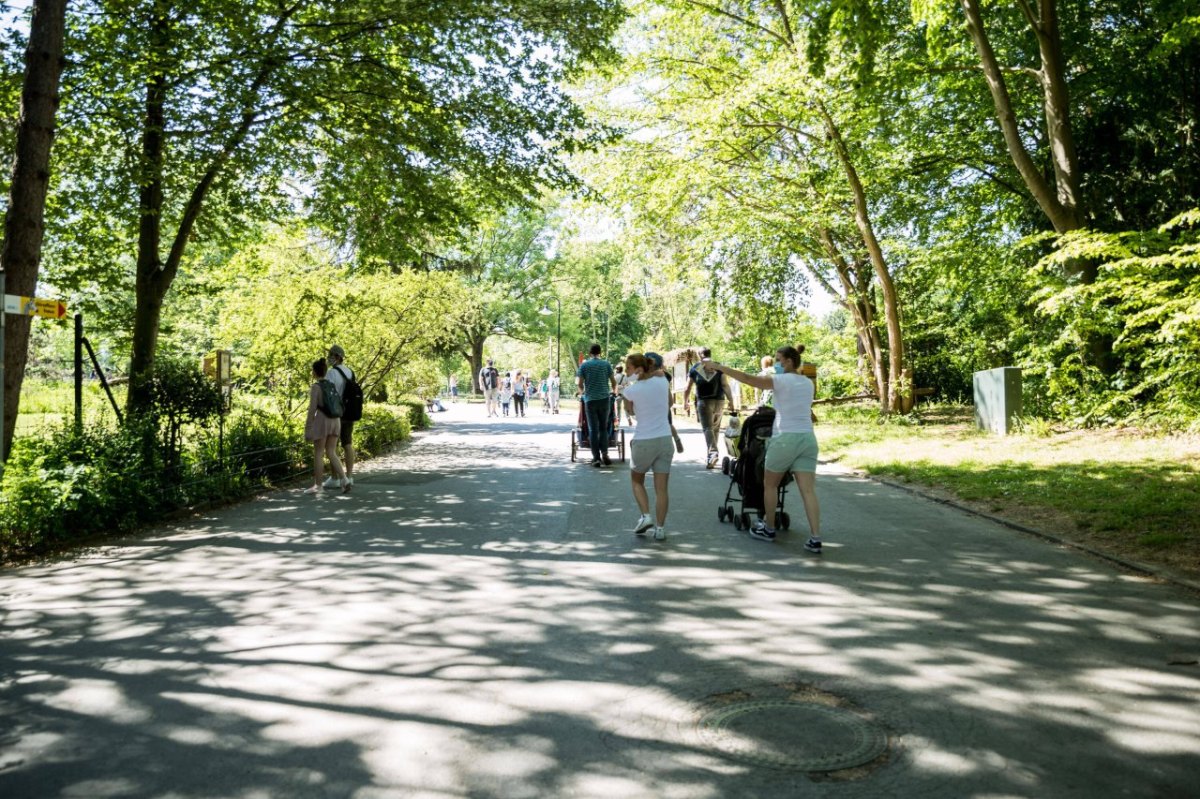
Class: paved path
2,404,1199,798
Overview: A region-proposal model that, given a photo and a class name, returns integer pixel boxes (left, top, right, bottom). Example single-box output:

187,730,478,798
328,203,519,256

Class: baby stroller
717,406,791,531
570,396,627,463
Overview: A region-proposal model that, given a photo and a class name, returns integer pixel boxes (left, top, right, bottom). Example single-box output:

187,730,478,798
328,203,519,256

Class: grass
819,402,1200,582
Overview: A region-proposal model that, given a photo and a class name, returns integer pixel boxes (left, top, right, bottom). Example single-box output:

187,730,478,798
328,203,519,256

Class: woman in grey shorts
707,346,822,553
621,353,674,541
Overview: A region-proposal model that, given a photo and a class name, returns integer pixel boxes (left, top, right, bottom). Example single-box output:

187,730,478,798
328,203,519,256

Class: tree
1,0,66,462
44,0,625,412
584,0,914,409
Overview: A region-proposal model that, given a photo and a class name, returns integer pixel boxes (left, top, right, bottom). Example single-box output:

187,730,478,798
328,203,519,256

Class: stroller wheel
721,456,731,475
740,512,752,530
733,512,743,531
717,507,725,522
777,511,791,530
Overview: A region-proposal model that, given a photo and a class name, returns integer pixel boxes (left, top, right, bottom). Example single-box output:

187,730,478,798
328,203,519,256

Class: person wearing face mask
621,353,675,541
705,346,822,552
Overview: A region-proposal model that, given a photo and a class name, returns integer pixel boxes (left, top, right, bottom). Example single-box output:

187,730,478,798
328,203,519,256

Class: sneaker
602,454,612,466
341,479,352,495
653,526,666,541
633,514,653,536
749,520,776,542
591,459,602,467
805,537,822,553
322,476,337,489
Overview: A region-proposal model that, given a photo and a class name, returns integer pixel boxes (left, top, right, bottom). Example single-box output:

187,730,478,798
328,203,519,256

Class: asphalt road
2,403,1198,798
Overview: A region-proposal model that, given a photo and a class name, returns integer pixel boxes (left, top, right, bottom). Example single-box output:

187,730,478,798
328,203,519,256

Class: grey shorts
631,436,674,474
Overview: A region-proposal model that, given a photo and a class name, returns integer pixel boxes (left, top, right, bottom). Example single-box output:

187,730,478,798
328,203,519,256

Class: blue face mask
773,363,785,374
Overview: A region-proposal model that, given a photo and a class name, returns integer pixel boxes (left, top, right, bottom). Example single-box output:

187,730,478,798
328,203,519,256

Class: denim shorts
764,432,818,473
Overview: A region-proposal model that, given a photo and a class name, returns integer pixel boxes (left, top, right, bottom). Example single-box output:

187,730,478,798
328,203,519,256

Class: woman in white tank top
706,346,823,553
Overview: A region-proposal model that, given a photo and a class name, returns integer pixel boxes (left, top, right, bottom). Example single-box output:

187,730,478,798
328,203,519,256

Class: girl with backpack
304,358,349,494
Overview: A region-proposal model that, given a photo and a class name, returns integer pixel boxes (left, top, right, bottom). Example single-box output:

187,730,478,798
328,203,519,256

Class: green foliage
353,406,413,460
1026,210,1200,427
131,356,226,468
0,422,163,555
205,410,304,485
216,230,472,414
1,399,418,561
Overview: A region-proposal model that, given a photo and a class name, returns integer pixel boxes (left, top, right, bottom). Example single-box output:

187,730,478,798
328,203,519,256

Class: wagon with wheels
570,395,627,463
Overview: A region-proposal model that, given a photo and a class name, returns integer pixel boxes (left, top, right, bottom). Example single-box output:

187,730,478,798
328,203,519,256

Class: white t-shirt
771,372,814,435
622,374,672,440
328,364,354,397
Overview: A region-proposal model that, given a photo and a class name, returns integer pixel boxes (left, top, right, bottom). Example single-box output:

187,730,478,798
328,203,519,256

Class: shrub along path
1,403,1198,797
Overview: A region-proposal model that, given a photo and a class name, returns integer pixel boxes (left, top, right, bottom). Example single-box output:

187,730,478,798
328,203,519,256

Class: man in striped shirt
576,342,617,466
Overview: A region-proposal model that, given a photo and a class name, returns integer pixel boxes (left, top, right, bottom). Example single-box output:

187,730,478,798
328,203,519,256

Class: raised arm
709,362,773,391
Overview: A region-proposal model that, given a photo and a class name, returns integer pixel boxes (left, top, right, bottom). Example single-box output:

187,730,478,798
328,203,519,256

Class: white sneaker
322,476,337,489
633,514,653,536
653,526,666,541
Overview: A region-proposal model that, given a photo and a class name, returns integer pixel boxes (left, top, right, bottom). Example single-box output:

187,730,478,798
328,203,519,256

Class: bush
354,405,413,459
200,410,304,485
393,397,431,430
0,422,163,556
0,399,420,562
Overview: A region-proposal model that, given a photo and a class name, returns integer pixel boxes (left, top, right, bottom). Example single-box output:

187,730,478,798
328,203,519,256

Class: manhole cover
698,700,887,772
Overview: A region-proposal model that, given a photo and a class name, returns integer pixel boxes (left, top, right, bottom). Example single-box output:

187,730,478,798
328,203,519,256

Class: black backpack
333,365,363,422
481,366,499,390
318,378,343,418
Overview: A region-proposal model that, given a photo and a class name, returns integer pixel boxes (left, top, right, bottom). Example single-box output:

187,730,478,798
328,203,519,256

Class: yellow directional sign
3,293,67,319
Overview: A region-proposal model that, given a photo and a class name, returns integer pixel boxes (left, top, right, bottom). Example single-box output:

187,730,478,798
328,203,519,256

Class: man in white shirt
621,353,675,541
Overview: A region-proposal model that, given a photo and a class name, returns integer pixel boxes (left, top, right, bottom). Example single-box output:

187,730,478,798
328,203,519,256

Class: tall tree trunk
959,0,1081,234
1,0,66,461
126,8,282,411
817,229,887,405
128,15,169,413
818,103,907,412
467,334,485,393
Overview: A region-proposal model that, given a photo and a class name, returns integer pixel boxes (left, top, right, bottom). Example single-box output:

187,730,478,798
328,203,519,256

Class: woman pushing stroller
704,346,822,552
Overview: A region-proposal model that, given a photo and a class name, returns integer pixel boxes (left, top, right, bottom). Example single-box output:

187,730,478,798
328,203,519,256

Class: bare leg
631,471,650,515
653,472,670,527
762,469,784,529
793,471,821,538
311,440,324,488
343,442,355,477
325,436,346,480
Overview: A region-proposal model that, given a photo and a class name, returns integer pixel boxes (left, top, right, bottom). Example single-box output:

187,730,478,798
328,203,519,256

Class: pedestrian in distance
513,370,528,417
449,374,459,402
479,359,501,417
684,347,737,469
500,373,513,417
622,353,674,541
576,343,617,466
304,358,349,495
705,346,822,552
326,344,360,491
548,370,561,414
614,364,628,425
644,352,685,453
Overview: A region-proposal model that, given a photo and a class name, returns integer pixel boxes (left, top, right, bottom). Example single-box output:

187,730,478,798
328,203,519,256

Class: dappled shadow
2,408,1199,797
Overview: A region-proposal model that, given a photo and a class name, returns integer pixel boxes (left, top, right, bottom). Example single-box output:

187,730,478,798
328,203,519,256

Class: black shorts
340,419,355,448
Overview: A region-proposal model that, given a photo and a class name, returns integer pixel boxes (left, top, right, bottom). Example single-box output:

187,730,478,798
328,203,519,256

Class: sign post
0,289,69,474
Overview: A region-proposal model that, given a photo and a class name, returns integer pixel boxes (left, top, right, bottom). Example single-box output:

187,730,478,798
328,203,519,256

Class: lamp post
538,298,561,379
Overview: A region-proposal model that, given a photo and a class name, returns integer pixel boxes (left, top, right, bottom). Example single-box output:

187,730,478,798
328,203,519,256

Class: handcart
570,395,627,463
